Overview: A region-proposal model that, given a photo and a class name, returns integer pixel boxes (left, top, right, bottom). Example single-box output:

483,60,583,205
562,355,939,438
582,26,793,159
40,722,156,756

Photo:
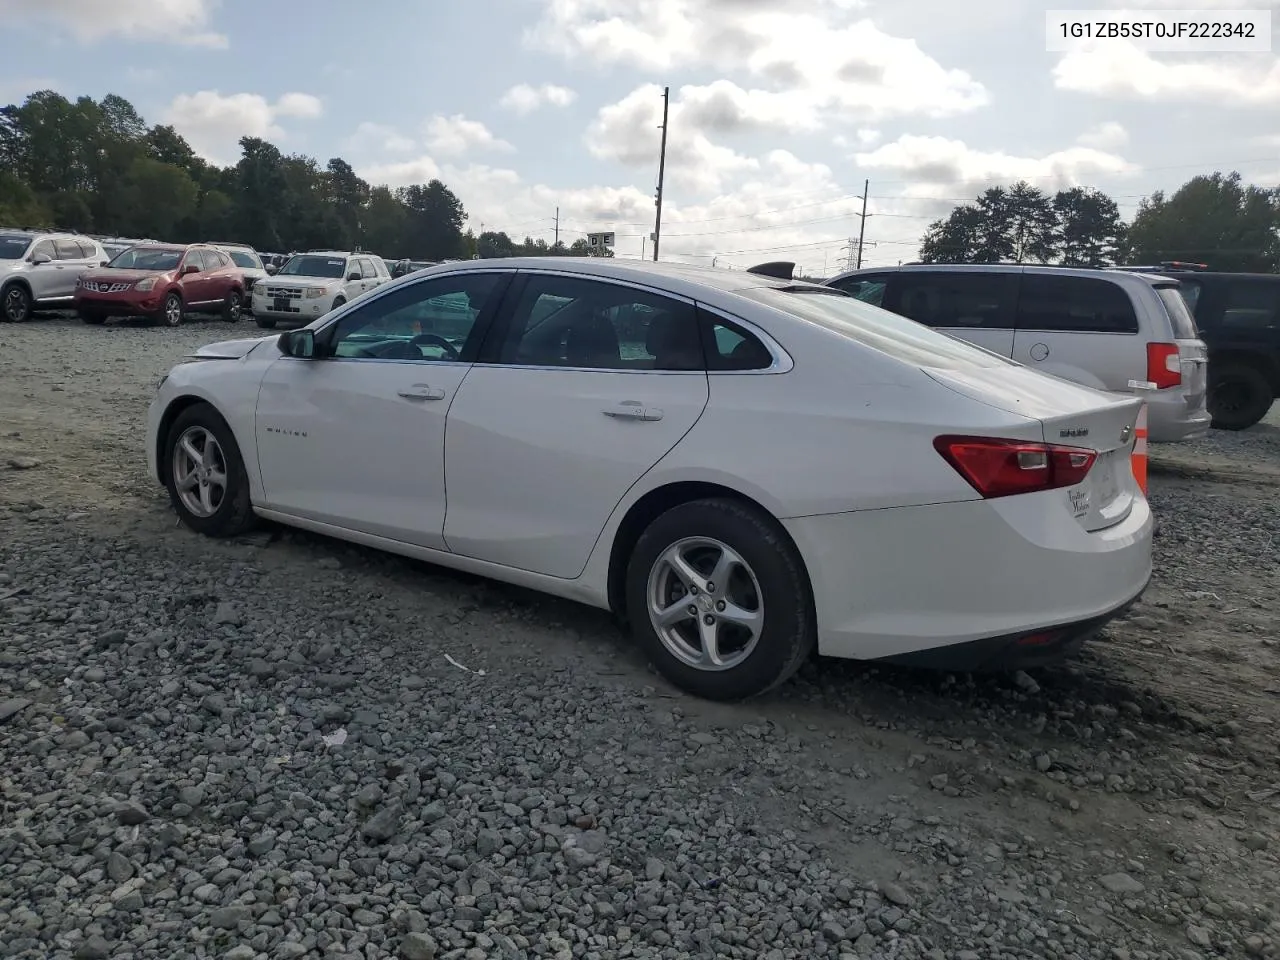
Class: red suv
74,244,246,327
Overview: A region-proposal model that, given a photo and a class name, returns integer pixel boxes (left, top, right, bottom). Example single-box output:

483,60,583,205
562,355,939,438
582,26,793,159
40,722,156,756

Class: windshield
1155,284,1200,339
277,255,347,279
0,235,32,260
108,247,183,271
224,250,262,269
743,287,1013,371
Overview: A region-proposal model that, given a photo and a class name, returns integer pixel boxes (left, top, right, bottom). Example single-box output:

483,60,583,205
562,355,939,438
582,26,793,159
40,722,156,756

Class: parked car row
824,261,1279,432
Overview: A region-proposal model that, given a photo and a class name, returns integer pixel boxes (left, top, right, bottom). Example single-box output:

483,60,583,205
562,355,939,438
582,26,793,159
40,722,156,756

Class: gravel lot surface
2,317,1279,960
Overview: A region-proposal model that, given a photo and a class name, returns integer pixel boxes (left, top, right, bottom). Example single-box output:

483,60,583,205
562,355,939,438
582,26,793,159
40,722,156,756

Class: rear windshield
742,287,1014,370
1153,284,1200,339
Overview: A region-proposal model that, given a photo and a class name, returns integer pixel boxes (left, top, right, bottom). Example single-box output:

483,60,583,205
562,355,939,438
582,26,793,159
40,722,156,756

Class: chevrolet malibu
147,258,1153,700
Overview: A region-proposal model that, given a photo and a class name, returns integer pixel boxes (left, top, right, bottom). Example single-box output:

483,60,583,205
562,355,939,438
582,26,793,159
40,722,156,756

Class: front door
178,250,218,306
253,270,510,548
443,272,710,579
885,270,1017,357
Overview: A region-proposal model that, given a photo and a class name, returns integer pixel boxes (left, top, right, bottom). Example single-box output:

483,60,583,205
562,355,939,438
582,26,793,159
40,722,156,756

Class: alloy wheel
171,426,228,518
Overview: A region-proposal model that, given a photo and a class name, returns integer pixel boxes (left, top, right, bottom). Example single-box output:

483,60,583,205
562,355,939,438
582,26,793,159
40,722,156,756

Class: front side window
184,250,209,272
326,272,503,361
1015,275,1139,334
359,258,378,280
277,255,348,279
30,239,55,262
890,272,1014,330
496,275,703,371
109,246,183,271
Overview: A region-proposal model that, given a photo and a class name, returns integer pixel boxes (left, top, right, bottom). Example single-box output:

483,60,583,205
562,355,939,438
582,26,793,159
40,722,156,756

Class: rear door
1150,280,1208,412
883,270,1017,357
442,271,710,578
51,238,89,299
1010,273,1143,391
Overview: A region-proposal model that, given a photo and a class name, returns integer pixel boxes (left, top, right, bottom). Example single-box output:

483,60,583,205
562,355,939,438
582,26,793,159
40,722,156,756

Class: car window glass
1175,280,1202,316
1015,275,1139,334
54,239,82,260
76,239,98,259
1221,280,1280,330
1154,285,1200,339
830,277,887,307
361,259,378,279
328,273,502,361
31,240,55,261
497,275,703,371
186,250,208,271
698,309,774,371
742,287,1014,371
893,273,1011,329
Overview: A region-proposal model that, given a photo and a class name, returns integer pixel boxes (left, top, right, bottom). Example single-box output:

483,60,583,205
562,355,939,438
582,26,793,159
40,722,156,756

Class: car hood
189,335,278,360
262,276,337,286
82,269,170,284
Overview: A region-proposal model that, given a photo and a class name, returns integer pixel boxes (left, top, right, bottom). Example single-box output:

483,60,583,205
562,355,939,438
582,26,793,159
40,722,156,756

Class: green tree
1124,172,1280,273
116,158,198,239
477,230,516,258
397,180,467,259
918,205,986,263
1054,187,1126,267
363,186,408,256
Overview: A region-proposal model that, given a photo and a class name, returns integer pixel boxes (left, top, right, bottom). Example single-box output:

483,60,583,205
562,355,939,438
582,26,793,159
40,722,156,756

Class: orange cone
1131,403,1148,496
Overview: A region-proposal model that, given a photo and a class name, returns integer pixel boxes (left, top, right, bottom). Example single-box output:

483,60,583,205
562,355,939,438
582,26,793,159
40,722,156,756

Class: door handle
398,384,446,401
603,401,663,421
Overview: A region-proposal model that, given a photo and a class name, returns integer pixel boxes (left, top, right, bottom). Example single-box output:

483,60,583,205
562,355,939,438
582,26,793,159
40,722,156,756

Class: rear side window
1220,280,1280,331
1175,279,1203,315
76,239,98,259
1015,275,1139,334
742,287,1013,371
1153,284,1200,339
889,272,1014,330
696,308,774,371
54,239,82,260
828,276,887,307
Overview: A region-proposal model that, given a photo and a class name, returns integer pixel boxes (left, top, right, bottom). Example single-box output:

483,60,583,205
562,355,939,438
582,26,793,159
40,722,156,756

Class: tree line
918,174,1280,273
0,90,610,261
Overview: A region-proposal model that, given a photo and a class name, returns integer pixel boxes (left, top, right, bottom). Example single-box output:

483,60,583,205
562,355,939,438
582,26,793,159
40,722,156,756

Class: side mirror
182,264,200,275
29,253,51,265
346,271,361,282
265,264,278,275
278,328,316,359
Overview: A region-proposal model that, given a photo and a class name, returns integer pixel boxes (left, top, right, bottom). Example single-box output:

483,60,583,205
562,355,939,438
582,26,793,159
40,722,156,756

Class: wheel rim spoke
697,616,724,667
653,599,692,627
180,437,203,467
172,427,225,519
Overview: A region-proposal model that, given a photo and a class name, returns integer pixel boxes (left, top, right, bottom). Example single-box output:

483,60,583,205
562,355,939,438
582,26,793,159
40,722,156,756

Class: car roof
420,256,824,297
826,262,1180,292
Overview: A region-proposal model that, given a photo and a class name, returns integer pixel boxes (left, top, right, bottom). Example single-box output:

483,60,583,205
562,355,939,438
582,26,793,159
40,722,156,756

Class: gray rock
211,905,250,929
247,831,276,856
1099,873,1145,895
476,828,502,857
361,801,402,842
115,800,149,826
213,601,242,625
106,851,134,882
74,936,113,960
881,881,911,906
0,698,31,723
225,947,256,960
400,932,438,960
7,456,41,470
1186,924,1212,948
645,857,665,881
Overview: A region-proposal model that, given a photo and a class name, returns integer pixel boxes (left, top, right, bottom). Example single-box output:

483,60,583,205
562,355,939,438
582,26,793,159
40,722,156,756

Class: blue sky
1,0,1277,275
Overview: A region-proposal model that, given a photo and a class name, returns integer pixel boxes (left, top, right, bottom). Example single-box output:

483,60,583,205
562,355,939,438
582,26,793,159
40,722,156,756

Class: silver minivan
824,264,1210,443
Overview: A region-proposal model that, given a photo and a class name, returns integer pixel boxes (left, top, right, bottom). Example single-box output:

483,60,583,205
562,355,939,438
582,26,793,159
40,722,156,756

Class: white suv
1,230,108,323
252,250,390,329
825,264,1211,443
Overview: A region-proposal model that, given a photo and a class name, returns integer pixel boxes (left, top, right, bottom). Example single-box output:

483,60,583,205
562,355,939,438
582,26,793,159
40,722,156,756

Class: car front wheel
160,292,184,327
2,283,32,323
625,498,816,701
164,403,256,537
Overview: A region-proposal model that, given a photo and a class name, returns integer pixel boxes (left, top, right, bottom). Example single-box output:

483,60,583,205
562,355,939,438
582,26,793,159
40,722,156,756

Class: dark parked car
1117,264,1279,430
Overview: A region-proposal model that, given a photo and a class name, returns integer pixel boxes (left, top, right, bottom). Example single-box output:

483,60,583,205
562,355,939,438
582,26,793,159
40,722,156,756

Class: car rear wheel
78,309,106,325
2,283,32,323
164,404,255,538
160,292,184,327
625,498,816,701
222,290,243,323
1209,364,1273,431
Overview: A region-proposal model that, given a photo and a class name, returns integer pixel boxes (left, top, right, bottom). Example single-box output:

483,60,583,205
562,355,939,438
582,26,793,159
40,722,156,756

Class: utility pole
554,207,559,247
855,178,869,269
653,86,669,261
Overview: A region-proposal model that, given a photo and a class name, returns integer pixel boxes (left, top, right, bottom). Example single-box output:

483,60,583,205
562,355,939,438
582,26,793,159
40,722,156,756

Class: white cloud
0,0,227,47
585,84,759,194
526,0,988,124
499,83,577,113
162,91,324,163
423,114,514,156
343,122,417,155
1076,121,1128,150
1054,43,1280,105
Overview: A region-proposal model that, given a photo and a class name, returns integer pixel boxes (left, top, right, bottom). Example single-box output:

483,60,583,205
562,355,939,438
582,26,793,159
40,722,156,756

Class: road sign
587,232,615,248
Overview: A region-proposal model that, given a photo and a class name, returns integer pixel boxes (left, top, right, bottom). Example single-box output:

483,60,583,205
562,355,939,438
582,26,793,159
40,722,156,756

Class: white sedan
146,257,1153,700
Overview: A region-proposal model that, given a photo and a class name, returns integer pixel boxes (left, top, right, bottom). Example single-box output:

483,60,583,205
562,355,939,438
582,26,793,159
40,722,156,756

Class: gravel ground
2,316,1279,960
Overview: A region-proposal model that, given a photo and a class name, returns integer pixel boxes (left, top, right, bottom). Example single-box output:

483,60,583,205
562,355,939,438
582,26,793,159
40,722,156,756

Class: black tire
625,498,816,701
78,309,106,325
1209,364,1273,431
163,403,256,538
331,296,347,311
2,282,33,323
160,292,184,328
222,290,243,323
255,316,277,329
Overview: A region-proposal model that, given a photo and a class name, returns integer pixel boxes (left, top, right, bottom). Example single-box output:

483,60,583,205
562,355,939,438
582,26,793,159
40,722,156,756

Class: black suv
1116,265,1279,430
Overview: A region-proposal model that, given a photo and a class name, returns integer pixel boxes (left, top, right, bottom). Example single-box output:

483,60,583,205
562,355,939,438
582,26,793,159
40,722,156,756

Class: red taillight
933,436,1097,499
1146,342,1182,389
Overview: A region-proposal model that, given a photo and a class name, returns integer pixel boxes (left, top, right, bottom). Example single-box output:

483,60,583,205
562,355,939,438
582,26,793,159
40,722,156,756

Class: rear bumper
1146,390,1211,443
784,487,1154,664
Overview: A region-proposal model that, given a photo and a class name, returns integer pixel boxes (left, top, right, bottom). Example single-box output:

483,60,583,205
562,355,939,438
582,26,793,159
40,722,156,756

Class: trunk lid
925,364,1143,532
